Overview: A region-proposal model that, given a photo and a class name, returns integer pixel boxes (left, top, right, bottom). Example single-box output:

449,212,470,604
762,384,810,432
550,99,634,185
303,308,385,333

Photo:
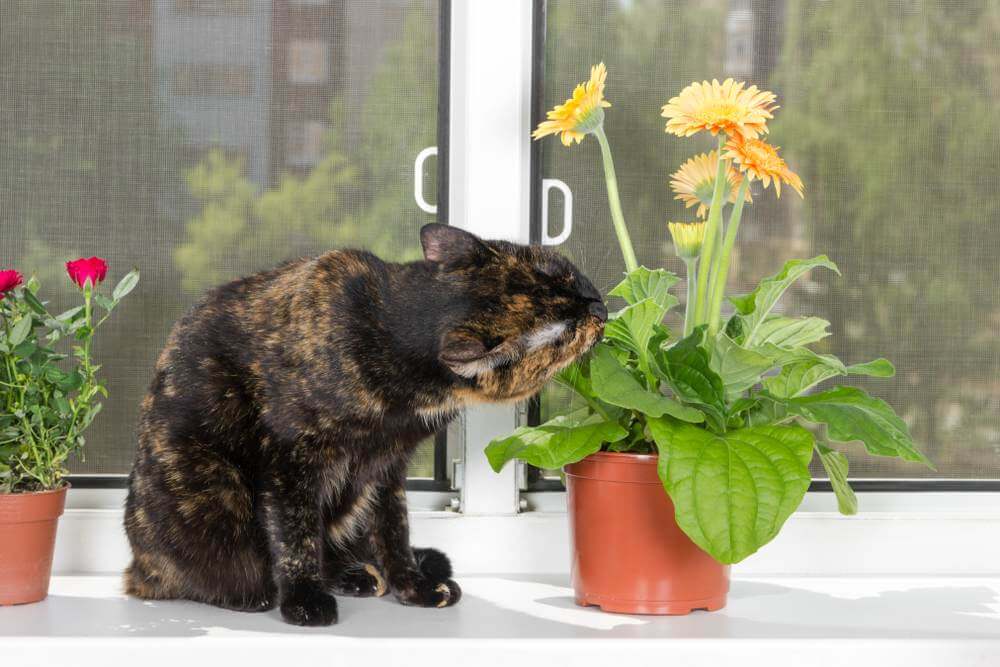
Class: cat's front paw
330,563,387,598
395,576,462,608
280,584,339,626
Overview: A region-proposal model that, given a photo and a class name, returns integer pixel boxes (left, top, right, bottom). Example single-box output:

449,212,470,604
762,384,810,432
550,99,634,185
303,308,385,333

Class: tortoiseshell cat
123,224,607,625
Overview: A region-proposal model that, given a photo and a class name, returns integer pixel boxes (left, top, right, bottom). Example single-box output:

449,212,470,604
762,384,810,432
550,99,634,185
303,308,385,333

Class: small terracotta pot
565,452,728,615
0,485,68,605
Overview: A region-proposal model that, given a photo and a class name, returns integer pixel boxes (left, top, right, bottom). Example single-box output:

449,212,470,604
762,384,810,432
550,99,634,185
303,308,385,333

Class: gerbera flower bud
668,222,707,260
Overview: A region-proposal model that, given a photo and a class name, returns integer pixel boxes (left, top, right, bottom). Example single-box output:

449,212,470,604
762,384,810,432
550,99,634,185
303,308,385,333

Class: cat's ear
439,330,520,378
421,224,487,267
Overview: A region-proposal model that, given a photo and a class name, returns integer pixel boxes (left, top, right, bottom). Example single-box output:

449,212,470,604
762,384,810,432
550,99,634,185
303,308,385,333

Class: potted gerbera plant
0,258,138,605
486,66,930,614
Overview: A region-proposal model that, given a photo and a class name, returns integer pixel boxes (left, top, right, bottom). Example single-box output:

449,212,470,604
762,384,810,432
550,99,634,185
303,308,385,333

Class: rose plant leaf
94,294,115,313
649,418,814,564
591,344,704,423
778,386,932,467
608,267,680,309
112,269,140,302
738,256,840,346
8,316,33,348
21,290,48,317
55,306,85,323
816,442,857,515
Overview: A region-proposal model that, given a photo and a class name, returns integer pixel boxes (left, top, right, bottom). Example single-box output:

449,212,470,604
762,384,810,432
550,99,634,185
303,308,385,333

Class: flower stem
594,126,639,274
692,134,729,326
707,177,749,334
683,257,698,337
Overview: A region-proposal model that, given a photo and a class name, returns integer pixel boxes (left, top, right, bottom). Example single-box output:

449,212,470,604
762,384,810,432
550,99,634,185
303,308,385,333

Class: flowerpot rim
584,451,657,465
0,482,71,498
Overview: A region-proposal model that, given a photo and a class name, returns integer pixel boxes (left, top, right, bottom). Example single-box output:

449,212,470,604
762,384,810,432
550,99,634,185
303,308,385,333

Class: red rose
0,269,23,300
66,257,108,289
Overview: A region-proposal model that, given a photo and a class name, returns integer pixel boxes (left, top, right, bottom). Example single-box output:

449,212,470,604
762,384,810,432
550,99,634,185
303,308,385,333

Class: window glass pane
538,0,1000,480
0,0,444,478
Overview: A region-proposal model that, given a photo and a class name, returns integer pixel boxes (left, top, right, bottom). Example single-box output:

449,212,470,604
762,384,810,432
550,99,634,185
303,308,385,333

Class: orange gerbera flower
724,136,804,198
533,63,612,146
661,78,777,140
670,150,752,218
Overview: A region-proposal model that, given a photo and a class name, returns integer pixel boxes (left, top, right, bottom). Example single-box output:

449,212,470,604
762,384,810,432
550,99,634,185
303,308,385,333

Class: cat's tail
413,547,459,603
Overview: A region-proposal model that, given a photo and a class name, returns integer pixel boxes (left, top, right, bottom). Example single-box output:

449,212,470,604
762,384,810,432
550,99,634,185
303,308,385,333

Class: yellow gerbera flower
661,78,777,140
532,63,612,146
668,221,707,260
669,150,752,219
724,136,804,198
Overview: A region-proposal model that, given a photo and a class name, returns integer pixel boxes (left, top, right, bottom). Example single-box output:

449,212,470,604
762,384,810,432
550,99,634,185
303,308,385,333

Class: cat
123,223,607,625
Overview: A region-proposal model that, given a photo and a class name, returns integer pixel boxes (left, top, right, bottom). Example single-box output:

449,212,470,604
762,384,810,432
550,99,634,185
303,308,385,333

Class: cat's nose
588,301,608,323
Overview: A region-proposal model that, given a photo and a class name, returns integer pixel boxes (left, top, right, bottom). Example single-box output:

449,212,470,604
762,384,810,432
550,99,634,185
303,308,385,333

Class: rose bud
66,257,109,289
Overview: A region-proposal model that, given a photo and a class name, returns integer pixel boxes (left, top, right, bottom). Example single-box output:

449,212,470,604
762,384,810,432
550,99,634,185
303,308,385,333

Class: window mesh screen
538,0,1000,479
0,0,443,477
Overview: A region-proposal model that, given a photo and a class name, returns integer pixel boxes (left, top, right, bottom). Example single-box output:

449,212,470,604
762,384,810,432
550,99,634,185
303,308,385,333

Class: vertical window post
448,0,534,514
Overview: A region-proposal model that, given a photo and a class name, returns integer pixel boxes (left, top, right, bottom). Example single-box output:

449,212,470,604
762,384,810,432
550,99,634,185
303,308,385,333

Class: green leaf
707,333,774,397
8,316,32,347
53,394,72,416
590,345,704,423
750,316,830,348
112,269,140,301
816,442,857,515
762,349,847,398
728,292,756,315
739,256,840,346
603,298,666,365
484,415,628,472
55,306,85,323
649,418,814,564
554,359,622,421
21,290,48,316
779,386,932,467
763,349,896,399
608,267,679,309
846,358,895,377
660,328,727,430
94,294,115,312
555,361,594,400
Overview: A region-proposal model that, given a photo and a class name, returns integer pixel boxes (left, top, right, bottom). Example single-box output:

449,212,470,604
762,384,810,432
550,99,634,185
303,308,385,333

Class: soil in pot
565,451,729,615
0,485,68,605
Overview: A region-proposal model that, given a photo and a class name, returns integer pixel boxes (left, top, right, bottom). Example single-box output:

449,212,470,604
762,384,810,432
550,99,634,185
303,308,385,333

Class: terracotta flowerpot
565,452,728,615
0,485,67,605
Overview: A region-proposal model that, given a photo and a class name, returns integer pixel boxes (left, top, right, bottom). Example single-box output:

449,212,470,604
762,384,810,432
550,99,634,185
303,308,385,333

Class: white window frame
55,0,1000,579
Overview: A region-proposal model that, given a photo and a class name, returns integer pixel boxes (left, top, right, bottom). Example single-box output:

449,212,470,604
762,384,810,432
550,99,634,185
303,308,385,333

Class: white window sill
54,490,1000,576
3,575,999,666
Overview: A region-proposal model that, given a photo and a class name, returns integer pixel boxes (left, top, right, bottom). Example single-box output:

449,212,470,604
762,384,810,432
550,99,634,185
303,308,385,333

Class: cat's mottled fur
123,224,607,625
